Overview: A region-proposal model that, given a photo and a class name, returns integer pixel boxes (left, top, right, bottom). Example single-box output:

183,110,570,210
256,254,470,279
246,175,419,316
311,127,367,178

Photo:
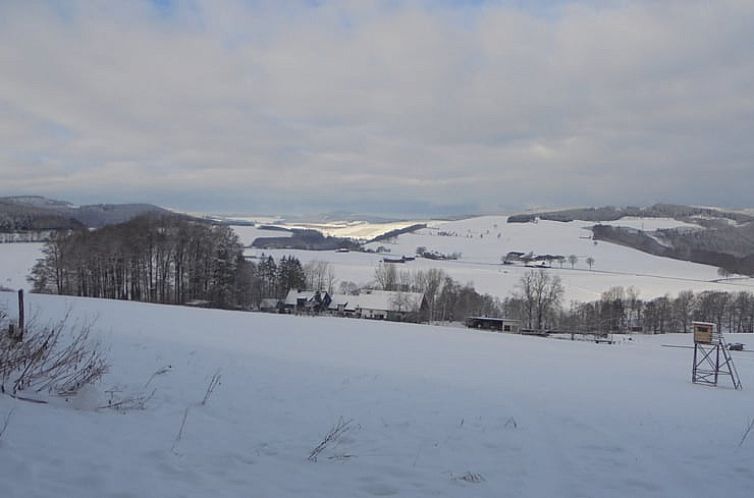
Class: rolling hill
0,196,172,231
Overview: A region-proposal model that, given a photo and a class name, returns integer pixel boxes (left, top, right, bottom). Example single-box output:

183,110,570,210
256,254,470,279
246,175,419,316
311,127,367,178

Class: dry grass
308,417,353,462
1,310,108,400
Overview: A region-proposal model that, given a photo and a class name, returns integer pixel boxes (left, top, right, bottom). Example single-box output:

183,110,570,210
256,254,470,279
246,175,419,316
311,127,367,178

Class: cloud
1,0,753,216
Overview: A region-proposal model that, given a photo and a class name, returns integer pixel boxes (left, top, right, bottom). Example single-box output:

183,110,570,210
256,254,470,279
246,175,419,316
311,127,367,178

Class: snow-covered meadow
3,215,754,302
0,242,43,291
0,292,753,497
244,215,754,302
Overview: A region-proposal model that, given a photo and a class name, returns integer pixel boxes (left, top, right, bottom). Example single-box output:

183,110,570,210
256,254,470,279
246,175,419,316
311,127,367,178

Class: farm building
327,290,427,322
465,316,521,333
328,293,355,316
283,289,332,314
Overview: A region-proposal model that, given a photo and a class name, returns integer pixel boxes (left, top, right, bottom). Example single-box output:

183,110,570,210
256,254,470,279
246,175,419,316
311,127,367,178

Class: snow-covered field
1,292,753,497
284,220,429,241
232,225,292,247
0,242,42,291
245,216,754,301
205,215,428,242
3,214,754,301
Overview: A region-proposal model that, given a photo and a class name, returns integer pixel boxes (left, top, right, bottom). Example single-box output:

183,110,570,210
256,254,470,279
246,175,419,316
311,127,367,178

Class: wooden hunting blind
693,321,714,345
691,321,742,389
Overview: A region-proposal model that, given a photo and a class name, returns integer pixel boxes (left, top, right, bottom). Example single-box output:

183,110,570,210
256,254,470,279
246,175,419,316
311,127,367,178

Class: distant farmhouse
504,251,564,268
279,289,427,323
465,316,521,333
283,289,332,314
330,289,427,322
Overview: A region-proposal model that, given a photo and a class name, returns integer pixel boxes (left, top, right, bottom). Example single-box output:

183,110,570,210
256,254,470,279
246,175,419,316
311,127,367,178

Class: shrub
0,310,108,400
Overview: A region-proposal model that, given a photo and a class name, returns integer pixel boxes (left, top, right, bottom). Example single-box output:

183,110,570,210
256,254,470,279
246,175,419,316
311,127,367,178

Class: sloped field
1,292,753,497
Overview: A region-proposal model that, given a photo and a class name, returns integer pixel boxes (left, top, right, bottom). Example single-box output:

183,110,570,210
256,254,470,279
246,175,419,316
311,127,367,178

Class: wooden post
17,289,24,340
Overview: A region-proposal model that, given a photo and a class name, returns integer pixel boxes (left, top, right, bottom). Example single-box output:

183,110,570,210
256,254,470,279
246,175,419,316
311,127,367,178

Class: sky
1,0,753,217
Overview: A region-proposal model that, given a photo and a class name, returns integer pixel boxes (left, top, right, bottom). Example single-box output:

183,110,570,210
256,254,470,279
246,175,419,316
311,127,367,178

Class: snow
5,214,754,303
331,289,425,313
285,220,428,242
242,215,754,301
231,225,292,247
0,242,42,291
197,215,429,243
1,291,753,497
594,216,700,231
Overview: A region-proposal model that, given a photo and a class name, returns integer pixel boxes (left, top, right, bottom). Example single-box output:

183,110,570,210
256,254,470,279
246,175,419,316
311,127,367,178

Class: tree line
369,262,503,322
500,273,754,334
560,287,754,334
29,215,315,310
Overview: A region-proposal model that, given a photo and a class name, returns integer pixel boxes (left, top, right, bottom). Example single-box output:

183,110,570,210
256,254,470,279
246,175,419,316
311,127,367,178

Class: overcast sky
1,0,752,217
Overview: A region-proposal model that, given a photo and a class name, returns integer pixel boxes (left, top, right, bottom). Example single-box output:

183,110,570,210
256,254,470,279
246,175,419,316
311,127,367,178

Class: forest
27,215,351,310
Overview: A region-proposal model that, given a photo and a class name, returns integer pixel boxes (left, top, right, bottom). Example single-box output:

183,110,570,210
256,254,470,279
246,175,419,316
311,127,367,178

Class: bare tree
585,256,595,270
568,254,578,269
673,290,695,333
373,262,398,291
515,270,564,331
414,269,446,322
304,260,336,293
625,286,642,328
338,281,360,295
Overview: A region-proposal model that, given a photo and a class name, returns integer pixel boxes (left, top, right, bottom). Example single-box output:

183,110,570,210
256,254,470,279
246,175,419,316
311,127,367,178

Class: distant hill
508,203,754,275
0,195,173,232
251,229,361,251
507,204,754,224
0,197,84,232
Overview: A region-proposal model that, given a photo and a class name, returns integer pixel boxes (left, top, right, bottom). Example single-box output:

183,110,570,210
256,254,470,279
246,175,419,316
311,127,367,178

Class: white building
328,289,427,322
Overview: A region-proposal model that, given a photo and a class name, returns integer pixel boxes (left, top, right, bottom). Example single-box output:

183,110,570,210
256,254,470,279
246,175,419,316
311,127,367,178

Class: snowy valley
1,212,754,497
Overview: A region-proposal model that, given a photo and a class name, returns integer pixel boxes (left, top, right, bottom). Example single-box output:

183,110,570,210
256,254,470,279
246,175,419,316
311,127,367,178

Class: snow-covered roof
331,290,424,313
284,289,329,306
467,316,520,323
284,289,315,306
328,293,353,310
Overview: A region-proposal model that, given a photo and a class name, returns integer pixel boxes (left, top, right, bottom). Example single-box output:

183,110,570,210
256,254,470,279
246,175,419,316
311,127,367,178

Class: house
327,289,427,322
327,293,356,317
465,316,521,333
283,289,332,314
503,251,525,264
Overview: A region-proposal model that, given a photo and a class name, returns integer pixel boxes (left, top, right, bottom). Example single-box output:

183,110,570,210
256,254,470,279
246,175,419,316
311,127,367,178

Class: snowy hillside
0,292,753,497
0,242,43,290
4,214,754,301
245,215,754,301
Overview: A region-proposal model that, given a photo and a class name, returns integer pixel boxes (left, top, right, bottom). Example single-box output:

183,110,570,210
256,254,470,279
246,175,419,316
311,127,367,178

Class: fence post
17,289,24,340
